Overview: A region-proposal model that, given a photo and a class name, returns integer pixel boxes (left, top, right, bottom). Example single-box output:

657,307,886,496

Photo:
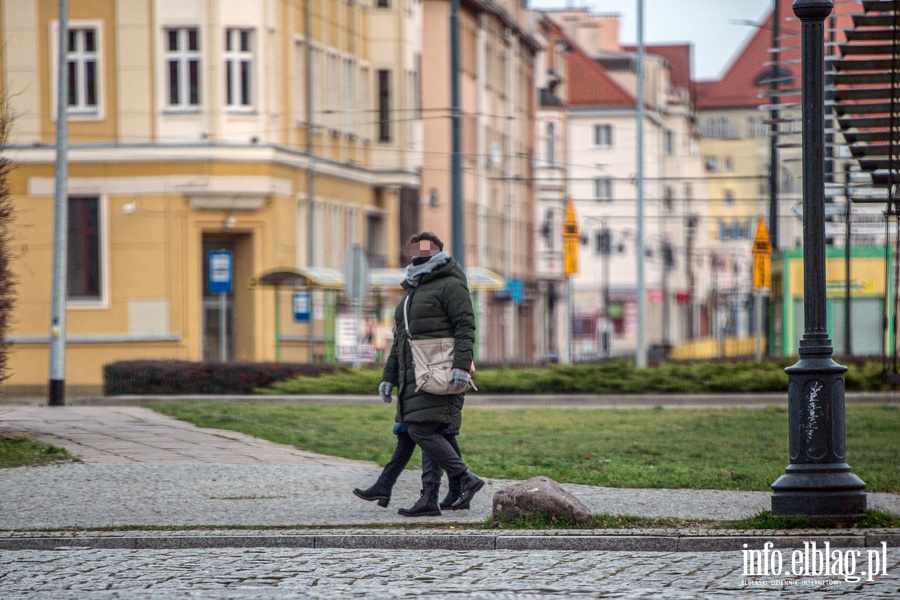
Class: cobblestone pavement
2,405,899,598
0,547,897,598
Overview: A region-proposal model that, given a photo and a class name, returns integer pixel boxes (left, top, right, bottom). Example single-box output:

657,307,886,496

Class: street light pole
48,0,69,406
450,0,465,266
635,0,647,368
770,0,866,522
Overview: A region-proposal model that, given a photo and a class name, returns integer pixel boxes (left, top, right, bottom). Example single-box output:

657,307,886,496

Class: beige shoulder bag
403,295,477,394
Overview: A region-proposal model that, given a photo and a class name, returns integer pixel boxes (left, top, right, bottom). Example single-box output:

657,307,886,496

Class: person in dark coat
376,232,484,517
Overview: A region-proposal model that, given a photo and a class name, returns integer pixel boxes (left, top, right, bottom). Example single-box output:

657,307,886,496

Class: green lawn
148,403,900,492
0,435,73,468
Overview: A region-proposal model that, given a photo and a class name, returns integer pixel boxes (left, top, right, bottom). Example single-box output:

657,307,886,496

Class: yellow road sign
564,237,579,276
563,198,579,276
753,216,772,256
753,254,771,289
563,198,579,240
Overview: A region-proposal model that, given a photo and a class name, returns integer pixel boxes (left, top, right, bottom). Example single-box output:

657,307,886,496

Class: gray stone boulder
492,476,592,524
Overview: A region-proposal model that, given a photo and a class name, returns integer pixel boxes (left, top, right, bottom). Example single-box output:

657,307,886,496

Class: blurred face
410,240,439,259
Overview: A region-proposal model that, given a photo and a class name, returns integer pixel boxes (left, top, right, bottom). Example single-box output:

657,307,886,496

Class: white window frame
593,177,612,201
545,122,555,166
224,28,255,111
345,57,355,136
50,21,104,120
164,27,201,111
593,123,613,148
663,129,674,156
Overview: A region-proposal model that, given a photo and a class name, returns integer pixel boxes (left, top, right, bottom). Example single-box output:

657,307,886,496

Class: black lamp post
770,0,866,521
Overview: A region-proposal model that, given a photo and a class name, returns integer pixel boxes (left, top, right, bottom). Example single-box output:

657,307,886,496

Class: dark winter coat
382,257,475,429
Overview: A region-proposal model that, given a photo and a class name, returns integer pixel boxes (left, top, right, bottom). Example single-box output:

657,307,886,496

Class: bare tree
0,100,15,383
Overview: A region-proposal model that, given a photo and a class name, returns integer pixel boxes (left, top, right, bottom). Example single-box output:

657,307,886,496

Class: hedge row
103,360,336,395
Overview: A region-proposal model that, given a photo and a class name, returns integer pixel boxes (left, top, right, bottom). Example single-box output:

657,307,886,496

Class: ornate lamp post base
771,353,866,521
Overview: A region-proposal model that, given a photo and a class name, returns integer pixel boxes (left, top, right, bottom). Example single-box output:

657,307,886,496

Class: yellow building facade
2,0,412,396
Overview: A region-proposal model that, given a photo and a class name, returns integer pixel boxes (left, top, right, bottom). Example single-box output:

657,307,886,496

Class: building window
707,117,731,139
593,123,613,148
66,27,99,114
68,197,101,300
225,29,254,109
377,0,389,6
165,28,200,108
377,69,391,142
724,189,735,205
663,129,674,156
593,177,612,201
723,156,734,172
718,219,727,242
545,122,555,166
747,116,767,138
704,156,718,172
344,58,355,135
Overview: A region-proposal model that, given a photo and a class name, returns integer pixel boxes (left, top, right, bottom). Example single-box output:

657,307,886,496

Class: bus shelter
252,266,505,363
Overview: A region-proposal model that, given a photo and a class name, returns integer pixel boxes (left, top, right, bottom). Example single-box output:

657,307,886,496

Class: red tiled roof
695,0,861,109
538,13,635,108
623,43,693,93
566,38,635,108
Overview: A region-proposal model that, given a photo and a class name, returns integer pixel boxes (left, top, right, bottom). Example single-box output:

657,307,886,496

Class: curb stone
1,529,897,552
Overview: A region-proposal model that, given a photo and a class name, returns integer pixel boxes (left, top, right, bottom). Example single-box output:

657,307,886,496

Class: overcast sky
529,0,773,80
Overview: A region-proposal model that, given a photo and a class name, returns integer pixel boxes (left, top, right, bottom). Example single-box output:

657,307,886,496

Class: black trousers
378,431,461,489
407,422,468,486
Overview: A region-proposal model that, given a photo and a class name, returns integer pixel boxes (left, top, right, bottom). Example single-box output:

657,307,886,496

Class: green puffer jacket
382,257,475,429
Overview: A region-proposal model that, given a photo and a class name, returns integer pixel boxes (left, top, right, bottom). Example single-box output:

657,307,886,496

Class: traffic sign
293,292,311,323
752,216,773,256
563,198,579,240
753,254,771,289
563,198,579,276
208,250,233,294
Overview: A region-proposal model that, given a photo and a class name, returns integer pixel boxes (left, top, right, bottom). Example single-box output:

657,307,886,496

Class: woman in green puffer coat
378,232,485,517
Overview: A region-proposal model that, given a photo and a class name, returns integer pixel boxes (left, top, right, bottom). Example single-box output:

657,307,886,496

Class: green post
274,284,281,362
325,290,336,363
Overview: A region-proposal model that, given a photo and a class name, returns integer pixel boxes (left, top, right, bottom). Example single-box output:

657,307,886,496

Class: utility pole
844,164,852,356
770,0,866,522
450,0,465,265
48,0,69,406
769,0,780,251
304,0,317,363
635,0,647,368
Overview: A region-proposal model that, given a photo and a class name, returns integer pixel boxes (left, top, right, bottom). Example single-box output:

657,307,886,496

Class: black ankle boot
398,484,441,517
353,480,392,508
439,476,462,510
450,470,485,510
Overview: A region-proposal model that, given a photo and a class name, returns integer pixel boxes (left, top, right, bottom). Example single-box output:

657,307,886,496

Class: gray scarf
405,251,451,287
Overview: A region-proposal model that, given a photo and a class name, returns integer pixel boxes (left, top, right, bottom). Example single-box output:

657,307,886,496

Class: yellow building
1,0,414,396
773,247,893,357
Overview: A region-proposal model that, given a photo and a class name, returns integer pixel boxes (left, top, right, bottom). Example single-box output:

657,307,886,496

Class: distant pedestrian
376,232,484,517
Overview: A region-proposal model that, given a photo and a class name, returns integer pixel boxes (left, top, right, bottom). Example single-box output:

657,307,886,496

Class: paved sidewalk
1,404,898,552
0,405,362,465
